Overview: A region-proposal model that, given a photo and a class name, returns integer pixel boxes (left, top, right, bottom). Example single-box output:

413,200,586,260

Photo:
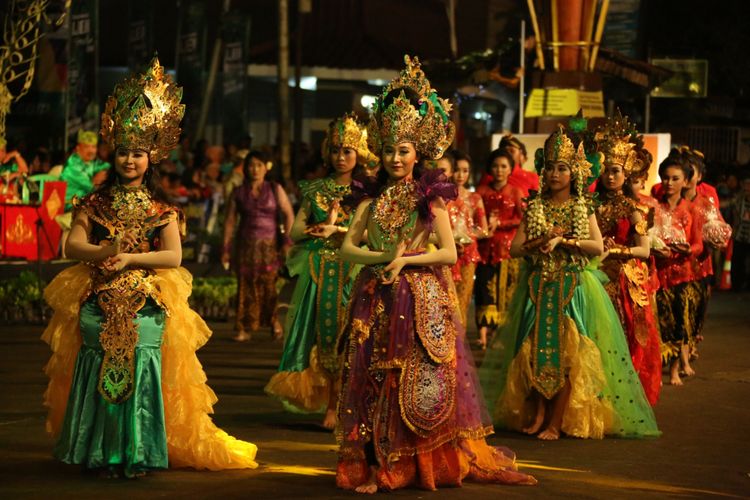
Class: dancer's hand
383,239,408,263
305,224,339,239
540,236,562,254
381,257,406,284
102,253,133,272
119,231,139,252
669,242,690,255
652,247,672,259
221,250,231,269
98,236,121,261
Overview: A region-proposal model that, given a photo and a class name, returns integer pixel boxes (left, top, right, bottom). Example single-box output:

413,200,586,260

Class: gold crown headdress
100,56,184,164
535,125,594,195
367,55,454,160
321,113,380,170
596,109,640,177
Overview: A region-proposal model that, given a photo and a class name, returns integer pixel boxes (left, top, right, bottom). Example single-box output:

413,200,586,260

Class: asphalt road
1,292,749,499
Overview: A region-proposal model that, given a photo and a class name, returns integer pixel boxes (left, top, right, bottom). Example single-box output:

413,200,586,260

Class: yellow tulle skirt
42,264,258,470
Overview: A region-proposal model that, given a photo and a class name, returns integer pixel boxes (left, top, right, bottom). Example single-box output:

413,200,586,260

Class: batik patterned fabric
653,198,704,361
232,181,282,332
475,183,524,328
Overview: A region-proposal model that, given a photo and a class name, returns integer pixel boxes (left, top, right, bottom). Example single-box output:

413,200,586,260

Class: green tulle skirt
479,262,660,439
53,298,169,470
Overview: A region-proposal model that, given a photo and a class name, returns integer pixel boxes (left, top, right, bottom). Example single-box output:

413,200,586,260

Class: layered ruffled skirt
480,263,660,439
43,264,258,470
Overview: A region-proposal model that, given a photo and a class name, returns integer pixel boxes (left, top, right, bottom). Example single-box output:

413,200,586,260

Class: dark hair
100,153,173,205
438,150,456,170
499,135,527,157
452,149,472,165
658,154,693,182
687,149,706,178
242,149,272,183
485,148,514,173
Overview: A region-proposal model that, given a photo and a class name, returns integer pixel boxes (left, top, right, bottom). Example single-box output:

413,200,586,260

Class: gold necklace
371,179,418,244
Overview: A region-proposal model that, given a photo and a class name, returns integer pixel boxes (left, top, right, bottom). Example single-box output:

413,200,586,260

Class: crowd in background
2,131,750,290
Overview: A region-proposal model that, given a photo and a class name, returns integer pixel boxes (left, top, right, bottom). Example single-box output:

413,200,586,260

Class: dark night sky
94,0,750,99
643,0,750,98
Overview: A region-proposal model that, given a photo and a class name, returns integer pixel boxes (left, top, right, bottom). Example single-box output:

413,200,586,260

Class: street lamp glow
360,94,377,110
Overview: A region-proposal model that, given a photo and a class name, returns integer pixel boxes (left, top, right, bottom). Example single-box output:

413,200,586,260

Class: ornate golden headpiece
321,113,379,170
367,55,454,160
535,125,594,195
100,56,184,164
596,110,640,177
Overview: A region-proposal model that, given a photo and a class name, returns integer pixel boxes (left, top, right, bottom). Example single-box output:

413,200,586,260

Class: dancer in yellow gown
42,57,257,477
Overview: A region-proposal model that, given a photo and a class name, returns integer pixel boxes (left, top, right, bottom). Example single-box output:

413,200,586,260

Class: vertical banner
66,0,99,149
176,0,207,138
222,12,251,145
602,0,642,58
127,0,154,72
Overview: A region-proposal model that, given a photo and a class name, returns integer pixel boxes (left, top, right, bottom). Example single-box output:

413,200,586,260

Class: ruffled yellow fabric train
42,264,258,470
264,345,330,413
496,316,616,439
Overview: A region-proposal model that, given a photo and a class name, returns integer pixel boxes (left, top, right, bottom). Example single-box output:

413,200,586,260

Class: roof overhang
246,64,396,82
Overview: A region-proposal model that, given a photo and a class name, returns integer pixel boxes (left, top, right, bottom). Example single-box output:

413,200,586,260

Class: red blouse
477,183,525,264
654,198,703,288
446,191,485,281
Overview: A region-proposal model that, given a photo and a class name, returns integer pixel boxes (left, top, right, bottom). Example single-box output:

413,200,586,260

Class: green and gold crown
535,125,594,195
321,113,379,170
100,56,184,164
367,55,454,160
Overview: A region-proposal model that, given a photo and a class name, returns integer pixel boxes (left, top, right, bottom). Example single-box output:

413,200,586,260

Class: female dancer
594,114,661,405
682,148,731,356
652,153,705,385
42,58,257,477
335,56,536,493
475,148,524,348
435,150,488,327
479,124,659,441
222,150,295,341
265,114,377,428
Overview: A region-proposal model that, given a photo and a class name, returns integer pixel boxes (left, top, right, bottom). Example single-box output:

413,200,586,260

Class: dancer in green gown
479,123,660,440
265,114,377,428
